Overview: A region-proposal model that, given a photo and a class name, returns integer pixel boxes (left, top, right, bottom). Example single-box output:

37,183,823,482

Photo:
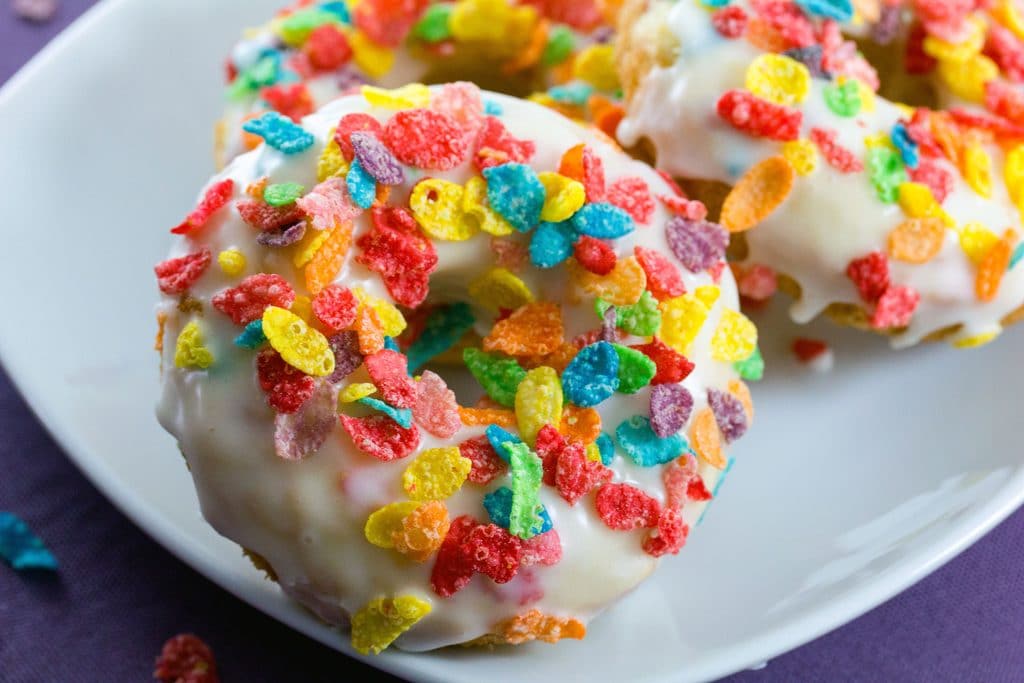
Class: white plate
2,1,1023,681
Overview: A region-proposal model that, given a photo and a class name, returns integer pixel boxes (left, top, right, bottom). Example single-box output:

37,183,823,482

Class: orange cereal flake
887,217,946,264
459,407,517,427
154,311,167,352
491,610,586,645
690,408,726,469
483,302,565,357
304,222,353,295
560,405,601,444
976,230,1016,302
354,305,385,355
720,156,795,233
728,379,755,425
393,501,450,563
569,255,646,305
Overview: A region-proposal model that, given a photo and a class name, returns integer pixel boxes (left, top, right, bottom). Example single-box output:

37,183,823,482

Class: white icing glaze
157,87,749,650
618,0,1024,347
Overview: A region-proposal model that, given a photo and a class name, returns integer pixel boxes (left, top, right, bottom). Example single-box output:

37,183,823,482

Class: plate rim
3,2,1024,681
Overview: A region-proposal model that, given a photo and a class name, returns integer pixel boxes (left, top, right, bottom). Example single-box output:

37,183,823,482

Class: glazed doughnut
154,84,758,652
616,0,1024,348
217,0,623,165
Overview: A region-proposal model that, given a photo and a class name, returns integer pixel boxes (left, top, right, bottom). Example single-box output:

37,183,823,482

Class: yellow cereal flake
293,227,332,268
290,294,314,324
174,320,213,370
317,134,349,181
515,366,563,446
710,308,758,362
745,53,811,106
936,53,998,104
462,176,514,236
922,15,986,63
538,172,587,222
350,596,432,655
261,306,335,377
410,178,475,241
573,44,619,92
217,249,247,276
468,268,535,313
350,31,396,79
353,287,407,337
1005,144,1024,209
958,222,1000,263
364,501,420,549
963,142,993,198
782,139,817,176
897,182,954,227
952,327,1002,349
402,447,472,501
362,83,431,109
340,382,377,403
658,293,710,355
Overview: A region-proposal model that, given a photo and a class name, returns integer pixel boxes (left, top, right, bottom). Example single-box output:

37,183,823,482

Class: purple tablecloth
4,3,1024,681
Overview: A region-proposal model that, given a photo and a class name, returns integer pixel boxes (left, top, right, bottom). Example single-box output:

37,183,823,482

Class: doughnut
217,0,624,165
616,0,1024,348
154,84,759,652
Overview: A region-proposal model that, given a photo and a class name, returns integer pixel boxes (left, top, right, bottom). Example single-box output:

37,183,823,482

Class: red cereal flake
846,251,889,303
339,413,421,461
607,177,655,224
716,90,802,141
153,633,219,683
985,24,1024,82
635,246,686,301
236,199,306,232
171,180,234,235
792,337,829,363
413,370,461,438
905,22,938,74
573,236,617,275
554,439,613,506
907,159,954,204
630,338,695,385
737,263,777,301
871,285,920,329
905,110,944,159
333,113,384,161
459,436,508,484
211,273,296,325
154,248,212,295
431,515,478,597
810,127,864,173
949,108,1024,139
559,144,606,202
659,194,709,221
256,349,317,414
474,116,537,171
260,83,315,123
712,5,748,38
461,523,523,584
986,81,1024,128
364,349,417,408
303,23,352,71
356,206,438,307
750,0,816,48
686,476,713,502
520,529,562,566
353,0,426,46
523,0,602,30
642,508,688,557
535,424,567,487
382,109,471,171
662,457,696,509
286,51,315,81
596,483,661,531
311,284,358,332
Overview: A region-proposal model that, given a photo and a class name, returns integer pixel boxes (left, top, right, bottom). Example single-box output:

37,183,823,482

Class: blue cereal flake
484,99,503,116
405,303,475,371
698,457,735,526
346,157,377,209
548,82,594,106
0,512,57,571
234,319,267,349
529,221,577,268
486,424,522,462
358,397,413,428
1010,242,1024,270
483,486,553,536
890,121,919,170
242,111,315,154
615,415,687,467
561,341,620,407
795,0,852,22
319,1,351,23
570,202,635,239
483,163,545,232
595,432,615,466
383,336,400,352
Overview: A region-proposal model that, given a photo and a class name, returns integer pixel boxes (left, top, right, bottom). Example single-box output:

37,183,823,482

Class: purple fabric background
3,3,1024,681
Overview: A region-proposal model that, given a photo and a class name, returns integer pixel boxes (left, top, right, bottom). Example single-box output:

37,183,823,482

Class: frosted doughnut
217,0,622,165
154,84,758,653
616,0,1024,349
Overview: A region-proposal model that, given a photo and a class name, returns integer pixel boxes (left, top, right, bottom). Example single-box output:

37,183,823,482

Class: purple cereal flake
327,330,363,383
707,388,748,443
649,384,694,438
256,220,306,247
782,45,831,80
665,216,728,273
600,305,617,342
274,381,338,460
350,131,405,186
871,4,902,46
336,67,368,91
12,0,57,23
